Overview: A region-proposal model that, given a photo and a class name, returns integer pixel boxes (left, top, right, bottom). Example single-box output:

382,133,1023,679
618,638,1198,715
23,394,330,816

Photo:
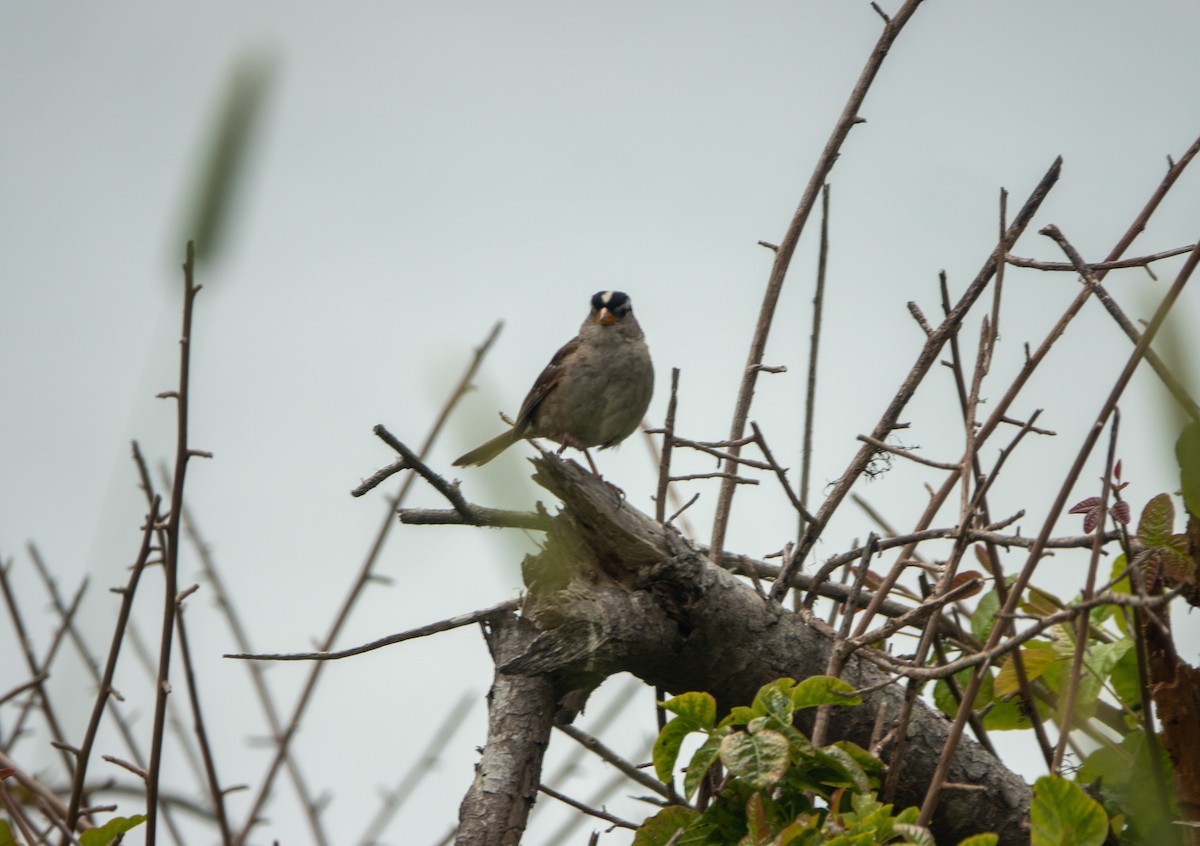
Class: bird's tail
452,429,520,467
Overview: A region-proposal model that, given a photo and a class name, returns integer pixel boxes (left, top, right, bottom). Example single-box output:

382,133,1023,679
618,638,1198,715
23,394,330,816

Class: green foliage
79,815,147,846
1078,731,1178,844
639,678,948,846
933,665,1040,731
1030,775,1107,846
955,836,998,846
0,819,14,846
1176,422,1200,519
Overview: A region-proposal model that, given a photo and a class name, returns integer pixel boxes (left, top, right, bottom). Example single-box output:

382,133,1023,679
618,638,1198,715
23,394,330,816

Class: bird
453,290,653,471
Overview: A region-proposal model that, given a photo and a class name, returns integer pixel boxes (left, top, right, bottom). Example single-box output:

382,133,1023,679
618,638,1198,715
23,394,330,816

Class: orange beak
596,308,617,326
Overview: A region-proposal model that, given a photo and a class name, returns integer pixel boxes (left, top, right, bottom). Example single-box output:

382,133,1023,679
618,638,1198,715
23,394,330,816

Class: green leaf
1075,639,1135,714
80,815,147,846
815,743,871,794
994,642,1057,698
751,678,796,724
720,705,758,728
1137,493,1175,547
744,791,771,842
971,588,1002,642
719,729,791,790
633,805,701,846
683,733,724,800
1021,586,1064,618
893,822,936,846
654,716,701,783
1108,638,1141,710
791,676,861,710
956,835,999,846
1108,552,1131,595
662,691,717,730
934,666,1037,731
0,819,15,846
1030,775,1107,846
1177,422,1200,519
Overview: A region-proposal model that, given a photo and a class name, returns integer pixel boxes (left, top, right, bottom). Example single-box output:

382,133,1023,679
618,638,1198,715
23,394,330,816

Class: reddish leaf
949,571,984,599
1070,497,1105,533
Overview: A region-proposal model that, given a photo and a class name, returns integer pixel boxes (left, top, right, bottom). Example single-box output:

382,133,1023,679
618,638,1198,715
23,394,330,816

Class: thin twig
855,434,959,470
537,783,637,831
654,369,681,524
232,320,501,845
772,156,1063,600
850,133,1200,648
398,505,551,531
1041,224,1200,424
0,561,84,760
0,560,75,777
226,599,520,661
709,0,927,567
171,476,331,846
372,425,479,523
356,692,476,846
800,183,830,537
64,495,162,834
920,235,1200,825
555,724,672,800
146,242,202,846
1006,243,1196,271
1051,410,1119,772
175,599,232,844
750,422,816,524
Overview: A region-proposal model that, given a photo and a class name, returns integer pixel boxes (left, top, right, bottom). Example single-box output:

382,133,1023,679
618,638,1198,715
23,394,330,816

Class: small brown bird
453,290,653,470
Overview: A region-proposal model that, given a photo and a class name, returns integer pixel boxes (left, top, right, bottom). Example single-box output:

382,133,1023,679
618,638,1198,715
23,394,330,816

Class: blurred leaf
0,819,14,846
893,822,936,846
949,570,985,599
1178,422,1200,519
956,835,999,846
1109,638,1142,710
971,588,1001,642
1030,775,1107,846
1021,586,1064,618
1078,731,1177,844
180,50,277,266
995,642,1057,698
79,815,147,846
935,665,1039,731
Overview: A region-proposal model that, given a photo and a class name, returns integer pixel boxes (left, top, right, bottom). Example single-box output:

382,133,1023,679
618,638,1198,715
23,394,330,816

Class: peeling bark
454,454,1033,845
454,614,557,846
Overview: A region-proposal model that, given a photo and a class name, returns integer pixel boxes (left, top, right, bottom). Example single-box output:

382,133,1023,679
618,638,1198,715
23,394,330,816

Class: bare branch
227,599,521,662
710,0,928,565
1006,242,1196,271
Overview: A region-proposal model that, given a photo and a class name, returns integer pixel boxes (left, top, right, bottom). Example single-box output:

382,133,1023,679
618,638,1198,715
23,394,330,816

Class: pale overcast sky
3,3,1199,844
